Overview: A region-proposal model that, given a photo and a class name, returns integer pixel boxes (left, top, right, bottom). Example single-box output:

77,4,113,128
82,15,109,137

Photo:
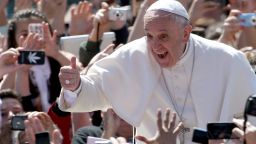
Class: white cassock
58,34,256,143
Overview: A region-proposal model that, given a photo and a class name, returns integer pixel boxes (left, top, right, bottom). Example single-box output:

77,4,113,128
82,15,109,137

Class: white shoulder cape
60,34,256,138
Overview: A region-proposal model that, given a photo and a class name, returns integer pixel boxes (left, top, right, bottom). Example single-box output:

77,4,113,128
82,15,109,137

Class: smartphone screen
207,123,238,139
18,50,45,65
192,128,208,144
35,132,50,144
11,115,28,131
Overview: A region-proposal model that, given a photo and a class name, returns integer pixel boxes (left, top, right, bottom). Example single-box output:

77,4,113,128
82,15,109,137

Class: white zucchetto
146,0,189,20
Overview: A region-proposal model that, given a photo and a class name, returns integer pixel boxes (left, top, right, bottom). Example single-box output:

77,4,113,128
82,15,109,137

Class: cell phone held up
28,23,44,39
35,132,50,144
207,122,238,140
192,128,208,144
18,50,45,65
11,114,28,131
245,94,256,116
239,13,256,27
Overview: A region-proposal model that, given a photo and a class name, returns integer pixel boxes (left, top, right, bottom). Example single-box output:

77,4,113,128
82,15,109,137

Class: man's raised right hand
59,57,81,91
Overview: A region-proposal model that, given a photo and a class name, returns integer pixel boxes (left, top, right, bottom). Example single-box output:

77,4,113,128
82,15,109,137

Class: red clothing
48,102,71,144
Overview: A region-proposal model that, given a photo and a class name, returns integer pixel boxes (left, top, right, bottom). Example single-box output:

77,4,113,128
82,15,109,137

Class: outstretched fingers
169,112,177,131
157,109,164,133
164,109,170,129
173,122,184,136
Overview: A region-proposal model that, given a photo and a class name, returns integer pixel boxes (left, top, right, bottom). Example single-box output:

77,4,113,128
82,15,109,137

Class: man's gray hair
144,10,191,29
169,13,190,27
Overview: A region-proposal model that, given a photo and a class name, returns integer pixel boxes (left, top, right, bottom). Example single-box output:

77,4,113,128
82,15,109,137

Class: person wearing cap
58,0,256,143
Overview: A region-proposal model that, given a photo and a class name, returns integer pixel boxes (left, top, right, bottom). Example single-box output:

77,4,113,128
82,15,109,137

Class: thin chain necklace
161,44,195,143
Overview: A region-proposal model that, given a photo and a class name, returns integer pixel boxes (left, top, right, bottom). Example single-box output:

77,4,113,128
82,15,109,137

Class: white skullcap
146,0,189,20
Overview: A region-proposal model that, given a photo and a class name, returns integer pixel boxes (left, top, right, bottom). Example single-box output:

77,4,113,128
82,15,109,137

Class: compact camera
18,50,45,65
108,6,132,21
239,13,256,27
11,114,28,131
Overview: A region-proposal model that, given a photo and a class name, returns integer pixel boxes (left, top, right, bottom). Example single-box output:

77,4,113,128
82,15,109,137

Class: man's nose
152,39,160,50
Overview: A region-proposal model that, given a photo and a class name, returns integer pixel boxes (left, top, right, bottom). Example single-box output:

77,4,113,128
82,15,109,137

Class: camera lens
115,11,120,17
252,17,256,25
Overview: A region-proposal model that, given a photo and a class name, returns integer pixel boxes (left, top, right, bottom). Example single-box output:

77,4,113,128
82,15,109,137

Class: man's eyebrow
158,29,168,32
20,30,27,33
144,29,168,32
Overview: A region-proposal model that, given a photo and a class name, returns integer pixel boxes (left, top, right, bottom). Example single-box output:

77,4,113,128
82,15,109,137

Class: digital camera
239,13,256,27
11,114,28,131
108,6,131,21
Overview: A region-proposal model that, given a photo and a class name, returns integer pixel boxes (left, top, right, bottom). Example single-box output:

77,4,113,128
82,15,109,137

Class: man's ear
183,24,192,42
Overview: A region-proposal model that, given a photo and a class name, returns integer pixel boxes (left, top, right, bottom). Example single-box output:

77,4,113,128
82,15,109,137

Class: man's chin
157,60,177,68
157,61,170,68
153,54,173,68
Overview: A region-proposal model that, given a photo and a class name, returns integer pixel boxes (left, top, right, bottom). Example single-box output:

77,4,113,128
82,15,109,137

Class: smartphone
11,115,28,131
239,13,256,27
245,95,256,116
192,128,208,144
108,6,132,21
35,132,50,144
28,23,44,39
207,123,238,139
18,50,45,65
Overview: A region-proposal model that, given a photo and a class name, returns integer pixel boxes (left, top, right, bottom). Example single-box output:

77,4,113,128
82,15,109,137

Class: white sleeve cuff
63,83,82,106
58,82,82,110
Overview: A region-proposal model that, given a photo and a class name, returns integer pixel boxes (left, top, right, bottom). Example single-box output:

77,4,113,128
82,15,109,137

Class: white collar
177,38,192,66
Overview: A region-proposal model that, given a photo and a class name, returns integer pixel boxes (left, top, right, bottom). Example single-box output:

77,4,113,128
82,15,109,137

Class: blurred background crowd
0,0,256,143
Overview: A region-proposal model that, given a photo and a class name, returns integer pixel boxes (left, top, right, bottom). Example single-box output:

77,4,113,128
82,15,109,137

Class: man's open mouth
157,52,168,59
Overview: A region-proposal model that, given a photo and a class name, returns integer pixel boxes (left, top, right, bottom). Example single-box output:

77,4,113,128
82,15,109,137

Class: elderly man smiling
58,0,256,143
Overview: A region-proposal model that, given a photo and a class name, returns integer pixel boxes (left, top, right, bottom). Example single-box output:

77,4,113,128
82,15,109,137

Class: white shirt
58,34,256,143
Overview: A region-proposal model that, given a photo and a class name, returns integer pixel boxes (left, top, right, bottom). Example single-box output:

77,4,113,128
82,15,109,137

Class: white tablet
60,32,116,58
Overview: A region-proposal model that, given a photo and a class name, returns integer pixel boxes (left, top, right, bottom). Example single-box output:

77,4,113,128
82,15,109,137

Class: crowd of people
0,0,256,143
